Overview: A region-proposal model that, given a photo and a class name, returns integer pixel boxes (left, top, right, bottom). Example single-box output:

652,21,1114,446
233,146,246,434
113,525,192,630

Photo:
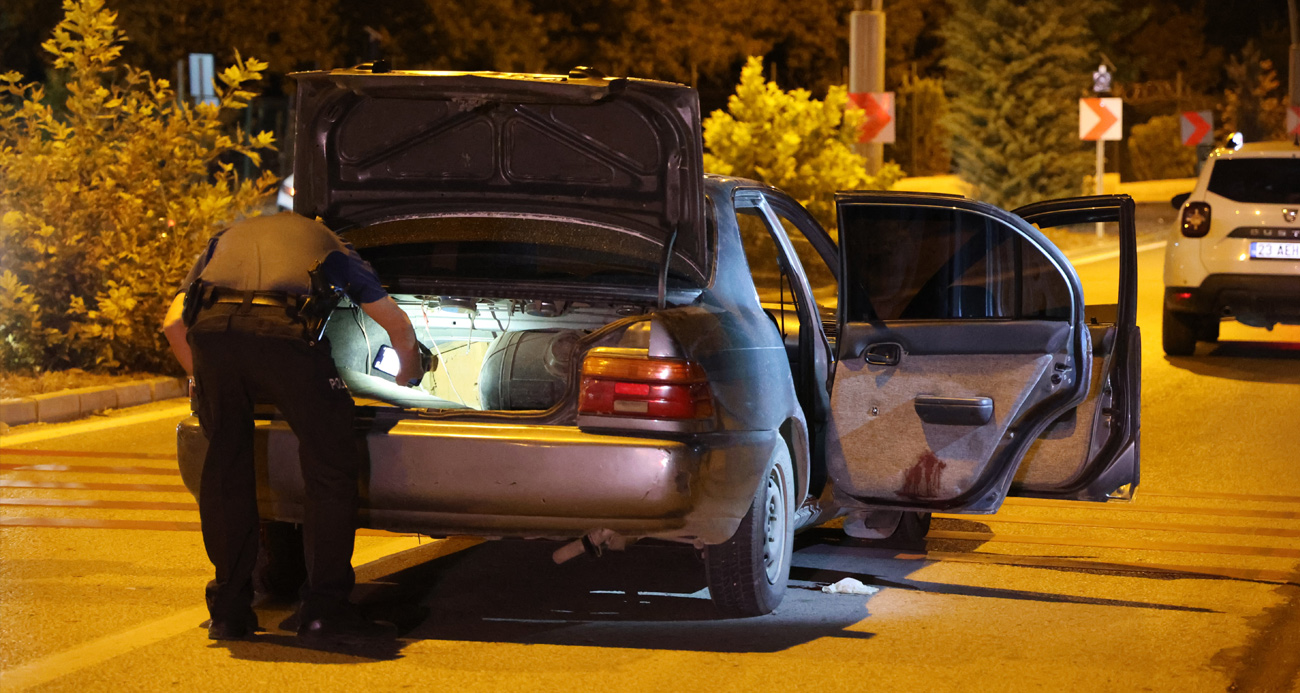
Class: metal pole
1095,139,1105,237
850,0,885,174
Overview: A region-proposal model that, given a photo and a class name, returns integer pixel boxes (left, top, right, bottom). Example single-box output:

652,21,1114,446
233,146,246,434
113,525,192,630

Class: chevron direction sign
848,92,895,144
1180,111,1213,146
1080,98,1122,141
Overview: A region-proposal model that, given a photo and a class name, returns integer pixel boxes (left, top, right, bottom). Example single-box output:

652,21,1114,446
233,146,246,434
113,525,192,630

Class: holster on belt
181,280,206,327
299,261,344,344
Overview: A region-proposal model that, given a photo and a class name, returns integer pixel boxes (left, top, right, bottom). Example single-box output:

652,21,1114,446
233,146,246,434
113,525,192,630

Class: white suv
1163,141,1300,355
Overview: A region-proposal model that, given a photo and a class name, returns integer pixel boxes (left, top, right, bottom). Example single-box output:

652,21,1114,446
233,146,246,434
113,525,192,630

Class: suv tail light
578,347,714,421
1180,201,1212,238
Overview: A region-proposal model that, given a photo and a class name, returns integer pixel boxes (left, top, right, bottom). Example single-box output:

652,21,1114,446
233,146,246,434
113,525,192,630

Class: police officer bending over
162,212,423,642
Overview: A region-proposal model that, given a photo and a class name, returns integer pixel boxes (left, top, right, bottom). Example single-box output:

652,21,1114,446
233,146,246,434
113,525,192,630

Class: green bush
1128,115,1196,180
0,0,276,373
703,56,904,233
891,74,951,176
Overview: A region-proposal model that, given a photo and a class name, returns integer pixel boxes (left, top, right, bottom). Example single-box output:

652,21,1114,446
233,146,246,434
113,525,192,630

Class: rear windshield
342,216,702,291
1207,158,1300,204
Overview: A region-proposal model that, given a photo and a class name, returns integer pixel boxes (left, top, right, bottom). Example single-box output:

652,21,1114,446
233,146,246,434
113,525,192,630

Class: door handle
914,395,994,425
862,342,904,366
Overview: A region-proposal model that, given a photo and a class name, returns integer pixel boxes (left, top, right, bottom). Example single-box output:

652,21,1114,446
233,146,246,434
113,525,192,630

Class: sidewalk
0,376,188,432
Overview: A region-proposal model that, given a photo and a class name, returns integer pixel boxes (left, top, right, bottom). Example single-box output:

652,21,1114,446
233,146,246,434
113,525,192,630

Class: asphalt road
2,235,1299,692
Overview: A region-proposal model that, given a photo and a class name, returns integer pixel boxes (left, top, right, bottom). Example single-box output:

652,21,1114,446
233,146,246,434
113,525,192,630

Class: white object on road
821,577,880,595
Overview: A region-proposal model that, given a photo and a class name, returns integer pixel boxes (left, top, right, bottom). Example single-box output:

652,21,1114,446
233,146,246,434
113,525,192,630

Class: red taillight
1180,201,1211,238
579,348,714,420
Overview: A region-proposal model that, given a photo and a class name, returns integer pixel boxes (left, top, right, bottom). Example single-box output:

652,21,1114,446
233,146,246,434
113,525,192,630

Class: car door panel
1011,196,1141,501
826,347,1056,504
830,193,1092,513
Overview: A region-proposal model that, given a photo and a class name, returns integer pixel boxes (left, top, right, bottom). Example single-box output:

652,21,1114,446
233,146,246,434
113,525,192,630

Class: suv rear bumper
1166,274,1300,326
176,416,774,544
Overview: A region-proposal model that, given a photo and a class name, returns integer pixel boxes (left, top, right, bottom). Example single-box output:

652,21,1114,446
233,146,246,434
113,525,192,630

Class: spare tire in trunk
478,330,580,410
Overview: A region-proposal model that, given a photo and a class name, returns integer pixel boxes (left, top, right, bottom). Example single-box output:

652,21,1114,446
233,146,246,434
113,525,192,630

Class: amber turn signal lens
578,348,713,420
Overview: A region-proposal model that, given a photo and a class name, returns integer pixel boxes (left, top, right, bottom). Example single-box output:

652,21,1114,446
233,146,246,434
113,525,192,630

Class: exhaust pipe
552,528,627,564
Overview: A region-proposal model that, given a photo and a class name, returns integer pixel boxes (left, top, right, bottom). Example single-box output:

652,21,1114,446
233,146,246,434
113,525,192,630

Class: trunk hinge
656,226,679,309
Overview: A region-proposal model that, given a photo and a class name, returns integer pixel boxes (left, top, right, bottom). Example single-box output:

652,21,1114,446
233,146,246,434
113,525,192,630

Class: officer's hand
396,358,424,388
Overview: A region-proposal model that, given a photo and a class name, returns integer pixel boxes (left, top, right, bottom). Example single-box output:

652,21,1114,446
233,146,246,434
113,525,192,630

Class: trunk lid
290,67,710,286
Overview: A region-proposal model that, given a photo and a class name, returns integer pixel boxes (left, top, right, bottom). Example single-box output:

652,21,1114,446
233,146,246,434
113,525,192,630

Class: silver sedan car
177,66,1142,617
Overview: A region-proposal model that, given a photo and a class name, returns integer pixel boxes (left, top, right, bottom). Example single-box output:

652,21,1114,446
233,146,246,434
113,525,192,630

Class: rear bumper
1166,274,1300,326
176,416,775,544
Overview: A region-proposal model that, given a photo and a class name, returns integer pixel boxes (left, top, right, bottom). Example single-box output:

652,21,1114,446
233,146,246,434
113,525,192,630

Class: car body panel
1012,196,1141,501
291,68,711,286
178,415,778,543
824,192,1139,513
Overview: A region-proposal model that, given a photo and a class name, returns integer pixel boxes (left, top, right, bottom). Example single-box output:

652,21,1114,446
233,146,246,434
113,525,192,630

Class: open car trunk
323,293,660,417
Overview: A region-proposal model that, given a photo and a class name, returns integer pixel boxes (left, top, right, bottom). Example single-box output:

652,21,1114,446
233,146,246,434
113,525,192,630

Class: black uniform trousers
188,303,360,625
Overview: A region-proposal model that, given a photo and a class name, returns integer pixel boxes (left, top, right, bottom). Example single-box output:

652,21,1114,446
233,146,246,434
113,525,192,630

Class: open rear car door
825,192,1140,514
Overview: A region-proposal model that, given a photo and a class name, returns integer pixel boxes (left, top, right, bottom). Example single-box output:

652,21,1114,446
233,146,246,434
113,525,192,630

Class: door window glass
840,205,1071,322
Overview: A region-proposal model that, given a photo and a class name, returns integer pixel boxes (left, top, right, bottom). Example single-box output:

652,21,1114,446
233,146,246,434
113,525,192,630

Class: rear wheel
1199,316,1220,343
706,446,794,618
1162,306,1198,356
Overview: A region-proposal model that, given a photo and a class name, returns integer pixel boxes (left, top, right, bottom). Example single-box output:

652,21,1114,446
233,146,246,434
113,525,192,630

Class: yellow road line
936,513,1300,538
0,534,456,692
929,529,1300,559
0,403,191,447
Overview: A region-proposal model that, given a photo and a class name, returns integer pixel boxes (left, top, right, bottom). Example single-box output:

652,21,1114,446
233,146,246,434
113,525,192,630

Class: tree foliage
1128,115,1196,180
703,57,903,231
890,73,951,176
942,0,1096,209
1220,40,1287,143
0,0,276,372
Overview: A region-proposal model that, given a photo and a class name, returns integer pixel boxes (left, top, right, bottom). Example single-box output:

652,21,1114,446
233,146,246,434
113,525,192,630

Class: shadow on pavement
1167,340,1300,384
224,517,1217,662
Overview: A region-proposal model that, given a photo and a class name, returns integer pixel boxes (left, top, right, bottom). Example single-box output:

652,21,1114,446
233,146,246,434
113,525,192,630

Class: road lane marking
1069,239,1167,266
1141,490,1300,504
0,498,198,510
0,517,201,531
929,529,1300,559
937,514,1300,538
0,480,189,492
0,449,177,460
1,463,181,475
815,545,1300,585
0,515,418,538
0,534,462,692
1004,497,1300,520
0,403,191,447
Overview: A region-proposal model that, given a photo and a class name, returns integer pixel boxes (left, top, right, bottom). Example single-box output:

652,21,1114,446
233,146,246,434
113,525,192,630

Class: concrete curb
0,377,187,428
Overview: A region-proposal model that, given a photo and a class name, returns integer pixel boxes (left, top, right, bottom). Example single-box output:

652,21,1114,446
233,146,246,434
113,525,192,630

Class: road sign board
1079,98,1122,141
187,53,217,107
1180,111,1213,146
848,92,895,144
1287,106,1300,137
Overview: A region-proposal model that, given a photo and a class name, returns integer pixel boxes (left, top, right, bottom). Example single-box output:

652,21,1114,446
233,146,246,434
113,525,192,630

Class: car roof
1207,140,1300,160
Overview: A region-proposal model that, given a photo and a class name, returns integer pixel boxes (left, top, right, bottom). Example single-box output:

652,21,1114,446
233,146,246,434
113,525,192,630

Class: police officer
161,212,422,642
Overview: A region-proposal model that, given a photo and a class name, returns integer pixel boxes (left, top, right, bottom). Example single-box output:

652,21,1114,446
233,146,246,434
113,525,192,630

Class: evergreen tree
942,0,1097,209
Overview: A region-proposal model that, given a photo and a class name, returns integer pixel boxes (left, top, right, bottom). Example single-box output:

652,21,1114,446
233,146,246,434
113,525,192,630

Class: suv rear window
1206,158,1300,204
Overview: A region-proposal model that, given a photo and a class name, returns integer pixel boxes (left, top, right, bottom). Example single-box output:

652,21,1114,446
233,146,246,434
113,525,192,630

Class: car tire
254,521,306,602
1199,316,1220,343
705,445,794,618
1162,306,1198,356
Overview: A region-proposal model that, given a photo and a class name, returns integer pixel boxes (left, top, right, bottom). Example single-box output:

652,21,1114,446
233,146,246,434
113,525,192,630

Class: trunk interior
322,295,655,416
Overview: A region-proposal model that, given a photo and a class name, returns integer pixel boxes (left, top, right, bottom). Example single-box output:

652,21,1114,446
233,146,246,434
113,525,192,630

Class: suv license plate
1249,242,1300,260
